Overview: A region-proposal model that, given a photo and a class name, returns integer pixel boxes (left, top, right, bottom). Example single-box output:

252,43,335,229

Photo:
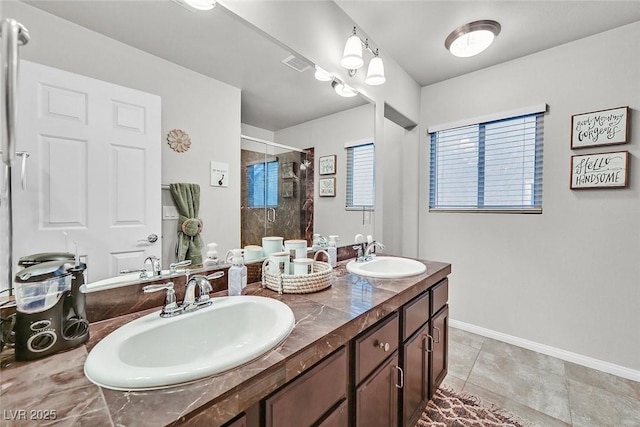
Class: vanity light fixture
314,65,333,82
331,80,358,98
182,0,216,11
445,20,501,58
340,27,385,85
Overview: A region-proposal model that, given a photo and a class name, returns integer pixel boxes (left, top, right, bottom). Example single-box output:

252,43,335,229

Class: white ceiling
23,0,367,132
24,1,640,130
336,1,640,86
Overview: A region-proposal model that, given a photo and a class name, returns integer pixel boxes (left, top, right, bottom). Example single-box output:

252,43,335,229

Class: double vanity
0,256,450,426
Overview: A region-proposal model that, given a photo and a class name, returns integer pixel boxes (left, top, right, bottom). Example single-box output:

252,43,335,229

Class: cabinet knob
375,341,390,352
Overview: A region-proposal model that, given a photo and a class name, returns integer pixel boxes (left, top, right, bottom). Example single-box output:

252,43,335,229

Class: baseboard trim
449,319,640,383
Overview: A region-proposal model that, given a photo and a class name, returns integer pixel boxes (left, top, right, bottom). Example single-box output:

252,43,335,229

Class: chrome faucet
143,271,224,318
354,241,385,262
144,255,161,276
364,241,385,259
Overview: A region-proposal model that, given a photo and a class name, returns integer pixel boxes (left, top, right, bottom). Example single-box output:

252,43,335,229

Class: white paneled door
10,60,161,283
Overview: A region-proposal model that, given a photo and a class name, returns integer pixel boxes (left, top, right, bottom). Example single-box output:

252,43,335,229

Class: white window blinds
346,143,375,208
429,112,544,212
247,160,278,208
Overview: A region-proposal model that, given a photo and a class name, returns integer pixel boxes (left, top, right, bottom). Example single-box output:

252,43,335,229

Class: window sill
345,207,375,212
428,208,542,214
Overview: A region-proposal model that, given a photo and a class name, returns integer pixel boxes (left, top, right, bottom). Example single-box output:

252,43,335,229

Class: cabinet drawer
355,313,399,385
265,347,347,427
401,291,429,341
431,279,448,315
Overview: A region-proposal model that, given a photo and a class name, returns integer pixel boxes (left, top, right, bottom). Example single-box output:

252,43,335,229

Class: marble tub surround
0,258,450,426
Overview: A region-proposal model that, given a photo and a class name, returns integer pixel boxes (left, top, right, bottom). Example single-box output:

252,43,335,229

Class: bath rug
418,386,529,426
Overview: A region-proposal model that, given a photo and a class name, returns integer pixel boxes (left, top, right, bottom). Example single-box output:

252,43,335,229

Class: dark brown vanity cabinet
243,278,449,427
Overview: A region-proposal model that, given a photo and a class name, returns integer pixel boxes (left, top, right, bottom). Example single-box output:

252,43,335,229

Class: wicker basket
261,251,333,294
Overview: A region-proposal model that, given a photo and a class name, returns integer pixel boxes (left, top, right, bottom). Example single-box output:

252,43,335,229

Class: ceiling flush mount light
331,80,358,98
445,20,501,58
340,27,385,86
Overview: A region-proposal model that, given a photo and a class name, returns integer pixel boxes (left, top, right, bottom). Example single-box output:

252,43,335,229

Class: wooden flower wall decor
167,129,191,153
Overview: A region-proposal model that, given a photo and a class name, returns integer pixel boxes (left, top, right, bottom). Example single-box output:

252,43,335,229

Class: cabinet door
317,399,348,427
430,306,449,397
401,322,430,427
355,353,400,427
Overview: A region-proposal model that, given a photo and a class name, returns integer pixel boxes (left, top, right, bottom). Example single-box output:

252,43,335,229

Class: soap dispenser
327,235,339,267
203,242,219,267
227,249,247,296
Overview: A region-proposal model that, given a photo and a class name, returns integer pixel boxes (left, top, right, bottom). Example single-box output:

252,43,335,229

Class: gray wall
420,22,640,373
5,1,242,266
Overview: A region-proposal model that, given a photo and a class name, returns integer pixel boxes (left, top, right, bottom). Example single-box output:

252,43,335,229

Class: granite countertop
0,258,451,426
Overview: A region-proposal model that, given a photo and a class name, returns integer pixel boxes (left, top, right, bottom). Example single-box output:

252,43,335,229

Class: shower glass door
240,137,312,248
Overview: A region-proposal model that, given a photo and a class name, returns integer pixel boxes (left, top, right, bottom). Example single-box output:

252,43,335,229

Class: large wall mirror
2,0,374,287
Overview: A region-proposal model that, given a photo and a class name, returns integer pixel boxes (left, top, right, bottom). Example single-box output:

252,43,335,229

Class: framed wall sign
319,177,336,197
571,106,629,149
570,151,629,189
319,155,336,175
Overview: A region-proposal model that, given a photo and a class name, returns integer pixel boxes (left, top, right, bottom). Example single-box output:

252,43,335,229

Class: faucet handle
169,260,192,273
194,272,224,305
143,282,181,317
120,268,149,278
352,244,364,260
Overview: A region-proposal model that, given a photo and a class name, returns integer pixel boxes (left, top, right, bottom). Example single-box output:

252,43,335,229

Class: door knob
138,234,158,243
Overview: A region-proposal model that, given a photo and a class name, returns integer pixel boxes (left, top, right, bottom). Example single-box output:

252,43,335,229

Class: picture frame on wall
571,106,629,149
319,155,336,175
319,177,336,197
570,151,629,189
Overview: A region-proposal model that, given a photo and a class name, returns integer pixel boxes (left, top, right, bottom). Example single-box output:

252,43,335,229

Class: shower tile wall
241,149,313,248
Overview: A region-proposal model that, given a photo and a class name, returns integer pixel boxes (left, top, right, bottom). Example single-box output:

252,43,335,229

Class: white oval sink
84,296,295,391
346,256,426,278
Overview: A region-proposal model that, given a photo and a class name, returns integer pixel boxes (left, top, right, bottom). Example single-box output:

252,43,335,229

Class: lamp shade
341,34,364,69
365,56,385,85
314,65,333,82
332,81,358,97
184,0,216,10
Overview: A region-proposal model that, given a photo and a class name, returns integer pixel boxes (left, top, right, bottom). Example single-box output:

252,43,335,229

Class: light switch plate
163,205,179,220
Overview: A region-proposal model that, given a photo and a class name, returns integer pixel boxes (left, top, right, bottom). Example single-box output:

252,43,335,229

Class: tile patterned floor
444,327,640,426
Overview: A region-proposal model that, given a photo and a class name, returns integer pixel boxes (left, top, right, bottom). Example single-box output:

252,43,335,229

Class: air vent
282,55,311,73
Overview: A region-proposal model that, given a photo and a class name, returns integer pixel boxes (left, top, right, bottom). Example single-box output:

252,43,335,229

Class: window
429,112,543,212
346,142,375,208
247,160,278,207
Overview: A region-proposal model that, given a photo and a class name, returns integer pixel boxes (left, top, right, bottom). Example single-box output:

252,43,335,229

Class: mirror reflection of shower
240,136,314,248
